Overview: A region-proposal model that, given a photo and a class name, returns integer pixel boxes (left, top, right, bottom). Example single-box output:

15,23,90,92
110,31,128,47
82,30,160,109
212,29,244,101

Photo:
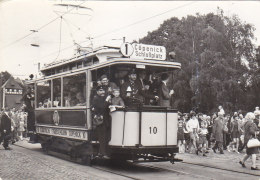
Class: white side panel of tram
141,112,166,146
167,113,178,145
109,111,178,147
109,111,139,146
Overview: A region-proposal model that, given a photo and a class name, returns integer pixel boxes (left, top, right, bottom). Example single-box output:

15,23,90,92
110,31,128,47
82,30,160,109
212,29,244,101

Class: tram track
180,161,260,177
12,143,259,179
12,143,202,179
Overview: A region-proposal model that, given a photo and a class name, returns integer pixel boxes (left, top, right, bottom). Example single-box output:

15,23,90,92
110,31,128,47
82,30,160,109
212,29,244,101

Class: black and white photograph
0,0,260,179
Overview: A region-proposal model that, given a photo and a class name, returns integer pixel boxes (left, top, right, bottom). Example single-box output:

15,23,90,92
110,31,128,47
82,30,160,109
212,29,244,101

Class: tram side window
63,73,86,107
36,80,51,108
53,78,61,107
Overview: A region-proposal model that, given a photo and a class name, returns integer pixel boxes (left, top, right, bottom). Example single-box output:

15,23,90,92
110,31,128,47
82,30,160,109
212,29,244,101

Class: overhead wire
0,1,87,51
54,16,63,61
38,1,198,62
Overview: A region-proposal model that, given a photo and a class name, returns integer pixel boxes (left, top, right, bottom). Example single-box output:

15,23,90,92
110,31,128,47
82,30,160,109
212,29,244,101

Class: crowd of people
177,106,260,170
1,68,259,170
0,107,28,150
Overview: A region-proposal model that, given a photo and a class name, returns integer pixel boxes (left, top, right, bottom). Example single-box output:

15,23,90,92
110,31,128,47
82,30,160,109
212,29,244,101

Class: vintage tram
26,43,181,165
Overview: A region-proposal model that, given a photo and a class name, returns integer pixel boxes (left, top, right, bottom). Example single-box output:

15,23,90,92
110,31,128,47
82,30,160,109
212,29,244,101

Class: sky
0,0,260,79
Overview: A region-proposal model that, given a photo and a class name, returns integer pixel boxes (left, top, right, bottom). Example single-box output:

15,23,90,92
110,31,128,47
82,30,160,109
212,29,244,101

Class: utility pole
0,74,2,110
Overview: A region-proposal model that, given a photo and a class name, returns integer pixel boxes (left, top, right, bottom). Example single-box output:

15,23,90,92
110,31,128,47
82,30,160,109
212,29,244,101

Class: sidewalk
13,139,41,149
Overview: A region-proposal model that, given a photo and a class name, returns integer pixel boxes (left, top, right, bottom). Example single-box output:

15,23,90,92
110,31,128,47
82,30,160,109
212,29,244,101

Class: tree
0,71,12,86
138,10,258,113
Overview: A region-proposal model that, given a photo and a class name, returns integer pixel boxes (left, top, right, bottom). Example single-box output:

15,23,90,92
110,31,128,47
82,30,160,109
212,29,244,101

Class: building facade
0,77,24,110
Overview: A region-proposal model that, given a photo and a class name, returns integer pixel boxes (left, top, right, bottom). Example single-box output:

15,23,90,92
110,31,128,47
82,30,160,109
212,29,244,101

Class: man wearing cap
91,85,111,157
158,73,174,107
99,74,118,96
121,69,144,106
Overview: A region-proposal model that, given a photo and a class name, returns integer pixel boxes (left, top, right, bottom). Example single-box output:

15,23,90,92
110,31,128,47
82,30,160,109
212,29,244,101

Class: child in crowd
197,120,208,156
17,112,25,140
183,113,190,152
177,114,185,153
109,88,125,112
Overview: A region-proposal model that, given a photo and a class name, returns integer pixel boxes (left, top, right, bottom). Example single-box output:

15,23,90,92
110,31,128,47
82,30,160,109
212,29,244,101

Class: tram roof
27,45,181,83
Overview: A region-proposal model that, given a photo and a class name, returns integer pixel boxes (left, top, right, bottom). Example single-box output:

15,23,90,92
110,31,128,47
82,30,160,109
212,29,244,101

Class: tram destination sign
120,43,166,60
36,126,88,141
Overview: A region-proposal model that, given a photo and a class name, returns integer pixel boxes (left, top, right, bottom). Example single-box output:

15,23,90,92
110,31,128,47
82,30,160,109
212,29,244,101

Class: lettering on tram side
36,126,88,140
52,128,68,136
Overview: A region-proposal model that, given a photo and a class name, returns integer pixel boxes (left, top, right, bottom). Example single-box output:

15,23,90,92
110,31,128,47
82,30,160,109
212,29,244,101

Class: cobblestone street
0,142,128,180
0,141,259,180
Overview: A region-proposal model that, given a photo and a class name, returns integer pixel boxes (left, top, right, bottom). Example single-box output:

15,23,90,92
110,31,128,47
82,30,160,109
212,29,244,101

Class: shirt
111,96,125,106
186,117,200,132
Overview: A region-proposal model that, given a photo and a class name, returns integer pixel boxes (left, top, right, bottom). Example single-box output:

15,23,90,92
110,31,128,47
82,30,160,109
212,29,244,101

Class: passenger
64,96,71,107
111,89,125,107
120,69,144,107
91,85,111,157
158,73,174,107
99,74,118,96
76,92,86,106
22,87,35,111
53,97,60,107
148,73,160,105
137,70,159,105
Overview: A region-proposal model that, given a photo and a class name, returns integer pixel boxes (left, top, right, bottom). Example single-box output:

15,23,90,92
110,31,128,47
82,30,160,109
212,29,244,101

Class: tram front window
36,80,51,108
63,73,86,107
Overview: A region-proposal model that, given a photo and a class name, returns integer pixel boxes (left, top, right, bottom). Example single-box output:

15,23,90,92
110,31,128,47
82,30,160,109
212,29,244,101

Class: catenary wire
0,1,87,51
39,1,198,62
53,16,63,61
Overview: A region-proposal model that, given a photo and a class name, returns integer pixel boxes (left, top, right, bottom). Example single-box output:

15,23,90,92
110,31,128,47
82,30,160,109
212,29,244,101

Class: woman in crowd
229,116,240,153
239,112,259,170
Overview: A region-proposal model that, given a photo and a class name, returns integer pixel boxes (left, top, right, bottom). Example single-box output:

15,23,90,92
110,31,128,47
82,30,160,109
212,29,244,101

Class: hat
128,69,137,75
112,88,120,92
100,74,108,80
96,85,105,91
190,110,196,116
161,73,169,81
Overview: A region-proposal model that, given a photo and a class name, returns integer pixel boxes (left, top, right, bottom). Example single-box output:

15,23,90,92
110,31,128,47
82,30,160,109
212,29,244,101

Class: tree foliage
0,71,12,85
139,9,259,113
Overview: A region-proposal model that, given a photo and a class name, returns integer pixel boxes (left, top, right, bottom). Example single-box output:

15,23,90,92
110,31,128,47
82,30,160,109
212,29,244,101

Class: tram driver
91,85,111,157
